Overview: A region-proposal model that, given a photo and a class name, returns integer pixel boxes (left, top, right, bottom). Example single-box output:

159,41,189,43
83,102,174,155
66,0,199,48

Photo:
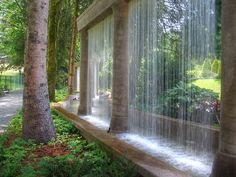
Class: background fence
0,74,24,91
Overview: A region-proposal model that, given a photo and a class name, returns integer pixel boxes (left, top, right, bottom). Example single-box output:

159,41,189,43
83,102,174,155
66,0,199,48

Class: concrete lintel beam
77,0,114,31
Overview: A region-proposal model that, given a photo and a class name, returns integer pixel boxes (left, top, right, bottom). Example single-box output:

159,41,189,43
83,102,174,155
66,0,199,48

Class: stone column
110,0,129,132
78,30,90,115
211,1,236,176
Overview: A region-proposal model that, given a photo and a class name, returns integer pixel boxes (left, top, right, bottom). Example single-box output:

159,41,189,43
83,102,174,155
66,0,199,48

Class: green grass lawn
0,69,22,76
192,79,221,94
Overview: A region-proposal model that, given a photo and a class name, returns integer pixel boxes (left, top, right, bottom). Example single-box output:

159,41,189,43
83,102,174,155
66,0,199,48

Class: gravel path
0,90,23,132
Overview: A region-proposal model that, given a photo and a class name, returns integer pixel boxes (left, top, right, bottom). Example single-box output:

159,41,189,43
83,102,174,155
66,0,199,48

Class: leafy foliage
0,74,24,92
51,109,78,135
0,138,35,177
0,0,27,68
0,109,139,177
55,87,69,102
161,81,220,121
54,0,94,89
39,154,81,177
7,110,23,134
187,59,221,80
0,0,94,90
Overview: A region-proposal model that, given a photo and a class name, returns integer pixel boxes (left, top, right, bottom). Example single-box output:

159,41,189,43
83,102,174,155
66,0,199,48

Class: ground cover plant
0,110,139,177
55,87,69,102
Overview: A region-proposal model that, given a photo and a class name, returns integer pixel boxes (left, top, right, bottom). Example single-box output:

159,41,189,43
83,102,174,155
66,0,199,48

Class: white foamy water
80,115,110,130
118,133,214,177
71,112,214,177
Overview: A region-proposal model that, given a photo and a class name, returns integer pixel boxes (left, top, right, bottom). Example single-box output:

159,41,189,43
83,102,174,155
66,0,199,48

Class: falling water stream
126,0,218,176
83,0,220,177
86,15,114,124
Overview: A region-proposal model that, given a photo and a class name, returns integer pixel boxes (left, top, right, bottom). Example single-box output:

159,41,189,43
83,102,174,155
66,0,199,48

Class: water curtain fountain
79,0,221,176
128,0,217,148
122,0,218,176
85,15,114,128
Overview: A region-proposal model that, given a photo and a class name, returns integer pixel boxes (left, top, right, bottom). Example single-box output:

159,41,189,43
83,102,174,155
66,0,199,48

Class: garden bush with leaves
160,81,219,119
51,109,78,135
0,109,139,177
187,59,221,79
38,155,81,177
55,87,68,102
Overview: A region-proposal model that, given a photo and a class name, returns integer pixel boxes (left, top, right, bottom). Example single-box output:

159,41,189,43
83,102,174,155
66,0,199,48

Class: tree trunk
23,0,56,143
68,0,79,94
211,0,236,176
47,0,61,101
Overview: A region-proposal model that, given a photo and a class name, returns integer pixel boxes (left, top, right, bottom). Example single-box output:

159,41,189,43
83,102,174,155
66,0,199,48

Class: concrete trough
53,105,191,177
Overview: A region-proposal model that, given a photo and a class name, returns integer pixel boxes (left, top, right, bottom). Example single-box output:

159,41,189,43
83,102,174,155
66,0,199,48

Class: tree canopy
0,0,27,69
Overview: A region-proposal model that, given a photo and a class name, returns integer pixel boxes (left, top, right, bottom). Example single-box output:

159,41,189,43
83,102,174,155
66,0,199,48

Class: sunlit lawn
192,79,221,94
0,69,21,76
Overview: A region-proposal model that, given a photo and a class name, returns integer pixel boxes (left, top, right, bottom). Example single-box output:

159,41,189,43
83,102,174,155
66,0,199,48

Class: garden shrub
217,61,221,79
19,165,37,177
187,64,203,79
201,59,213,78
161,81,219,120
0,87,4,96
211,59,221,78
7,110,23,134
38,155,81,177
55,87,68,102
105,157,138,177
0,145,5,162
98,58,113,91
56,72,68,91
0,82,7,96
134,56,182,113
51,109,78,134
79,143,138,177
0,109,139,177
187,59,221,79
0,138,31,177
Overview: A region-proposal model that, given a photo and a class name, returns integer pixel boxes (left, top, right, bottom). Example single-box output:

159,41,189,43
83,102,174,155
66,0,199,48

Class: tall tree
23,0,56,143
47,0,61,101
68,0,79,94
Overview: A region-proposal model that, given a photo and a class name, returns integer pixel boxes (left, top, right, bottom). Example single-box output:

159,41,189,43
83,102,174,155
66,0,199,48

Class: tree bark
23,0,56,143
211,0,236,176
47,0,61,101
68,0,79,94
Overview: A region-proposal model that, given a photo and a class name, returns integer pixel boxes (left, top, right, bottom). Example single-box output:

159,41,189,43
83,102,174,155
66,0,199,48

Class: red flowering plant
161,82,220,124
197,99,221,125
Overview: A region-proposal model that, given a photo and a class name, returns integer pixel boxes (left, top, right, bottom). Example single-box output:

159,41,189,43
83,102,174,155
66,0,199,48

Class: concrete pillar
211,1,236,176
78,30,90,115
73,65,77,92
75,65,80,92
110,0,129,132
